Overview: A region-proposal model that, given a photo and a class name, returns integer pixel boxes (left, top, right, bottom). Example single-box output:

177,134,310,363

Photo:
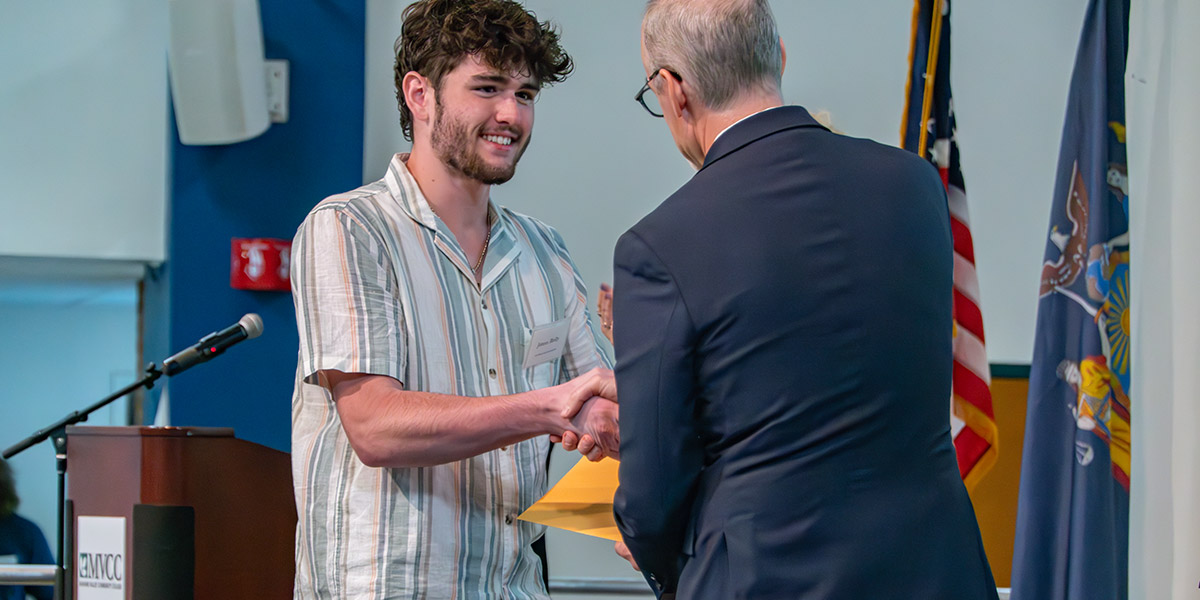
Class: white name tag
523,319,569,369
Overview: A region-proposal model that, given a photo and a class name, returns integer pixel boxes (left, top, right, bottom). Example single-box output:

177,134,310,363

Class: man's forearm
330,373,567,467
326,369,618,468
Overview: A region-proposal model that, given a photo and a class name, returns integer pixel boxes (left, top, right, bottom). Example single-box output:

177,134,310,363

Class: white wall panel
0,1,168,263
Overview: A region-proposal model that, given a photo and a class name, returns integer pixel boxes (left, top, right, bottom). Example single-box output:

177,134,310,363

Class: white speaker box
167,0,269,145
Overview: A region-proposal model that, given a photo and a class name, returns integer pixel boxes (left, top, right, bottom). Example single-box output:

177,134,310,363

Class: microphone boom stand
3,362,164,600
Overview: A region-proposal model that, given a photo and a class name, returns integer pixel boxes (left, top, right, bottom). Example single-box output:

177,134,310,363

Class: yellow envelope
518,456,622,541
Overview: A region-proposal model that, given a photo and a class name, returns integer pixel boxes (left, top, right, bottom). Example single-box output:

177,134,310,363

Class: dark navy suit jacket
611,106,998,600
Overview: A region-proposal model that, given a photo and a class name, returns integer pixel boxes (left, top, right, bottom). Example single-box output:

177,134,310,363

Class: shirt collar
381,153,517,289
383,153,439,231
382,152,508,235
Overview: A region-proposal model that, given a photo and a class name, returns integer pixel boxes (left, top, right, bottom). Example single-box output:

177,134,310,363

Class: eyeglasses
634,68,681,118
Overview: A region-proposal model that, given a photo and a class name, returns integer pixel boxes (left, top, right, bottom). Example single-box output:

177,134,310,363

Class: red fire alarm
231,237,292,291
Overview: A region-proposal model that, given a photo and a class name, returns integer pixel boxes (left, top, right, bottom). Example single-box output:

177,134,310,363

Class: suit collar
699,105,826,172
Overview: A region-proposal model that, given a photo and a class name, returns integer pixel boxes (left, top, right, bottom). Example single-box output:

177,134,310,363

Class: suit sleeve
611,230,704,595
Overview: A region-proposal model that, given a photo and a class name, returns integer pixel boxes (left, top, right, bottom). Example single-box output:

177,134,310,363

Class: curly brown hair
393,0,574,141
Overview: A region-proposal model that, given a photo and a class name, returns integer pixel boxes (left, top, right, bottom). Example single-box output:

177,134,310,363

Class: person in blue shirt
0,460,52,600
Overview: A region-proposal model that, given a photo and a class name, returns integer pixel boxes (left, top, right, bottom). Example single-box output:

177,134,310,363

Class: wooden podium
65,426,295,599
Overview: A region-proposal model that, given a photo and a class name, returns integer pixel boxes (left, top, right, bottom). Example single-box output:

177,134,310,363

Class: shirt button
482,298,489,310
505,515,514,525
488,368,497,378
500,445,509,451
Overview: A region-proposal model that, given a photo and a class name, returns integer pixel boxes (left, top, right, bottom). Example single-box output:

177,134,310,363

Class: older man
290,1,617,597
611,1,1000,598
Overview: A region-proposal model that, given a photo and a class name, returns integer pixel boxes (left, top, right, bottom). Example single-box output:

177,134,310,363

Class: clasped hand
551,367,619,461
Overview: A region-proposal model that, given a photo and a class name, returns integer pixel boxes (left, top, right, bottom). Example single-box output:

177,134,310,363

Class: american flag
900,0,998,488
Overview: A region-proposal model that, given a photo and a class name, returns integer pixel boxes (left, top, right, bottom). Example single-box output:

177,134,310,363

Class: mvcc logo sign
76,516,126,599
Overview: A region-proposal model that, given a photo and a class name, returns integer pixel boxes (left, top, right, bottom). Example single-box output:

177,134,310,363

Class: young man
611,0,998,598
291,1,617,597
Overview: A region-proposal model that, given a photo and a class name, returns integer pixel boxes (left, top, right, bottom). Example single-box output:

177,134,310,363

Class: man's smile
482,133,516,147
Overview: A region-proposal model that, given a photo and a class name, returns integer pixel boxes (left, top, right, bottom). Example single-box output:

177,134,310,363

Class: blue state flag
1011,0,1131,599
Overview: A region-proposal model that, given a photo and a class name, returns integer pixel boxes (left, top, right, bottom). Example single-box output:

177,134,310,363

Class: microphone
163,313,263,376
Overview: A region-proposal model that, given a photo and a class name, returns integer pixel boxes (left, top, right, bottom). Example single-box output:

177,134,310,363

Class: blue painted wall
156,0,365,452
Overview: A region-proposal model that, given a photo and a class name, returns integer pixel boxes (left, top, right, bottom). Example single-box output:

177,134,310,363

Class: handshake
549,367,619,461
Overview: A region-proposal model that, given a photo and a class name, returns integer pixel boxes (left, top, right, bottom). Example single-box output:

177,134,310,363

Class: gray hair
642,0,783,110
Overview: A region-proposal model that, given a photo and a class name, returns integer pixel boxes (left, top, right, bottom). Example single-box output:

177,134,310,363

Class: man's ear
402,71,434,124
661,69,691,122
780,37,787,75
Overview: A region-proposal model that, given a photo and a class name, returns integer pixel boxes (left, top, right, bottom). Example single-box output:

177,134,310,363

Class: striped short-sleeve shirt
291,154,612,599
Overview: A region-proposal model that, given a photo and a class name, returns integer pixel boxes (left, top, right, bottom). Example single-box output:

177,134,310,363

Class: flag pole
900,0,944,158
916,0,943,158
899,0,922,145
